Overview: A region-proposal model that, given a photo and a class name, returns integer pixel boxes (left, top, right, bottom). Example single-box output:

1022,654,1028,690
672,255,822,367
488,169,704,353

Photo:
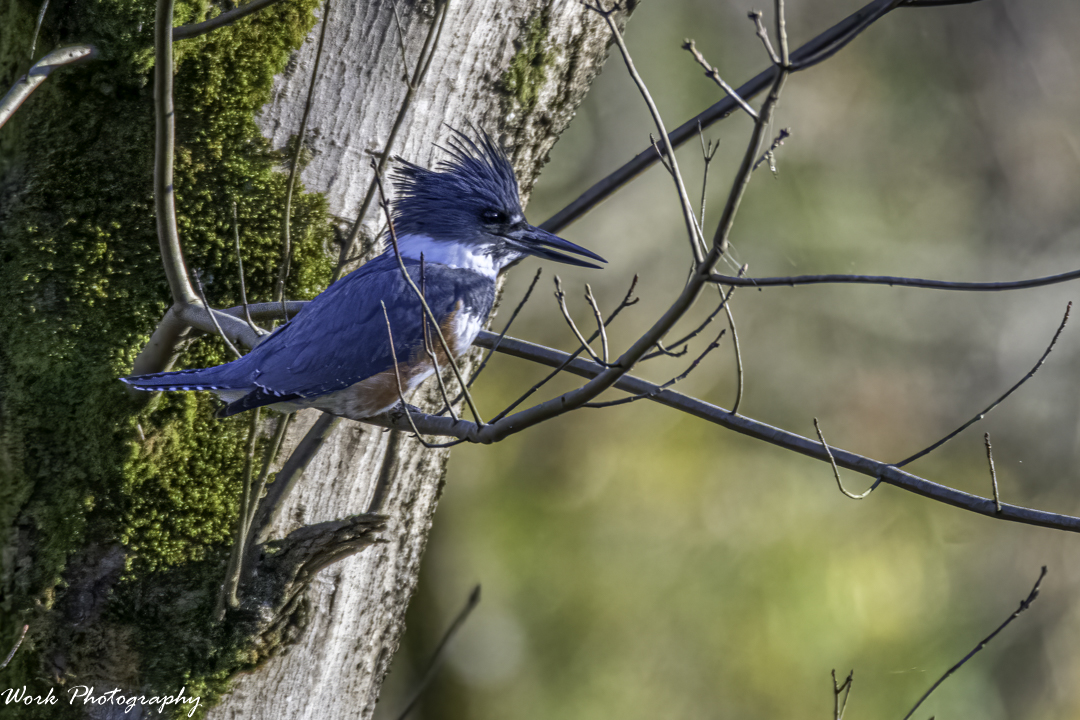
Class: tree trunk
0,0,634,717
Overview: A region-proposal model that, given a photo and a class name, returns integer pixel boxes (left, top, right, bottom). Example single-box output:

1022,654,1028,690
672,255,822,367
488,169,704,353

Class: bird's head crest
390,128,523,241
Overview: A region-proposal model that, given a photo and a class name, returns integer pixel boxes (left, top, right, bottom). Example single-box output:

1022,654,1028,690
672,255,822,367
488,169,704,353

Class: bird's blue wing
239,255,449,400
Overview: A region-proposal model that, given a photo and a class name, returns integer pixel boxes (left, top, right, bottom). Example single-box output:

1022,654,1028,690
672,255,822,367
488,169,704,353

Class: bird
122,131,606,420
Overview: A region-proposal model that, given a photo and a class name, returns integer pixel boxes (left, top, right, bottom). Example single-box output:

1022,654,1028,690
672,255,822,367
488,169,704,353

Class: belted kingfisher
122,131,605,420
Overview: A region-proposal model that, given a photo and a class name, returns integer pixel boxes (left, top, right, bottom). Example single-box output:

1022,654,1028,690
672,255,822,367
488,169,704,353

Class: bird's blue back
127,254,495,414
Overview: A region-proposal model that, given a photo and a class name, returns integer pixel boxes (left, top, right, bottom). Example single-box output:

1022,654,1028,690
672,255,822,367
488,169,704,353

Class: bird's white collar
394,233,500,279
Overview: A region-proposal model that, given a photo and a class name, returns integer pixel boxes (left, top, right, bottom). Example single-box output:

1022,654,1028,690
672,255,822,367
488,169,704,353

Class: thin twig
1,625,28,670
436,267,545,417
749,10,781,65
30,0,50,59
247,413,293,535
683,40,758,120
985,432,1001,513
173,0,287,40
420,256,458,421
554,276,615,367
724,290,744,414
193,272,243,359
815,418,879,500
249,412,338,551
648,134,676,176
584,326,725,408
232,202,263,337
154,0,198,306
902,567,1048,720
389,0,412,78
711,267,1080,292
381,301,446,449
374,165,484,425
752,127,790,174
698,123,719,231
541,0,907,234
896,302,1071,467
336,0,449,279
394,585,481,720
645,341,689,360
487,275,639,423
277,0,333,317
585,2,706,262
643,284,734,361
775,0,790,67
0,45,96,132
832,670,854,720
216,406,261,620
465,267,543,390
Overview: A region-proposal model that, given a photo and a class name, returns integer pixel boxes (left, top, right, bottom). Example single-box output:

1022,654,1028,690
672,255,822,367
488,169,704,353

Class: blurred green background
376,1,1080,718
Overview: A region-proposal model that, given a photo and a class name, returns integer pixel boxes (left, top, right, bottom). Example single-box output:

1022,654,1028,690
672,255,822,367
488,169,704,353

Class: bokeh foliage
381,1,1080,719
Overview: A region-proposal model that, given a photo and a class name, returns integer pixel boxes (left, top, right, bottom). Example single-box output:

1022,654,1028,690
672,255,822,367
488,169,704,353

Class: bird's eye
481,209,508,224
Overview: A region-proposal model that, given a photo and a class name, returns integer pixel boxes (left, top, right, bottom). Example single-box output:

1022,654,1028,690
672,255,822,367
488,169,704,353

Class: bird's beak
504,225,606,269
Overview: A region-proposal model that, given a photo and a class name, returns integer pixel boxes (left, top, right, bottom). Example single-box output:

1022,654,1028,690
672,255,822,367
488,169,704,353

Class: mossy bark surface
0,1,635,717
0,0,331,712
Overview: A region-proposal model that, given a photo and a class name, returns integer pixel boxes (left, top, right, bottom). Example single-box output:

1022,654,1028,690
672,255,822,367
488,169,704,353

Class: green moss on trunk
500,9,554,115
0,0,332,712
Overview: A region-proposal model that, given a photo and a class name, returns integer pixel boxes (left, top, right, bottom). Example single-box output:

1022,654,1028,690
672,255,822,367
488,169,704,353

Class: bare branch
541,0,905,234
1,625,28,671
902,566,1047,720
584,325,725,408
586,2,706,262
419,257,458,422
488,275,640,423
748,10,781,65
553,276,613,367
584,285,610,364
232,202,264,337
697,124,719,230
683,40,758,120
814,418,879,500
155,0,198,306
723,290,744,414
775,0,790,67
173,0,287,41
29,0,50,59
217,406,261,620
278,0,333,315
389,0,412,78
711,266,1080,292
832,670,853,720
393,585,481,720
0,45,96,132
185,293,1080,536
643,279,734,362
752,127,790,174
360,329,1080,535
464,267,543,391
713,67,787,255
193,271,243,359
985,432,1001,514
896,302,1071,467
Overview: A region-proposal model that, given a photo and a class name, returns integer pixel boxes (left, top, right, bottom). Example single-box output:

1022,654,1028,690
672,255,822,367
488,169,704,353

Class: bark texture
0,0,634,717
217,3,635,717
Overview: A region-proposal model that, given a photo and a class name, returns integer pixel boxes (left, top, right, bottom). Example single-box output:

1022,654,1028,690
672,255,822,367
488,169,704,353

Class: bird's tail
121,365,239,393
